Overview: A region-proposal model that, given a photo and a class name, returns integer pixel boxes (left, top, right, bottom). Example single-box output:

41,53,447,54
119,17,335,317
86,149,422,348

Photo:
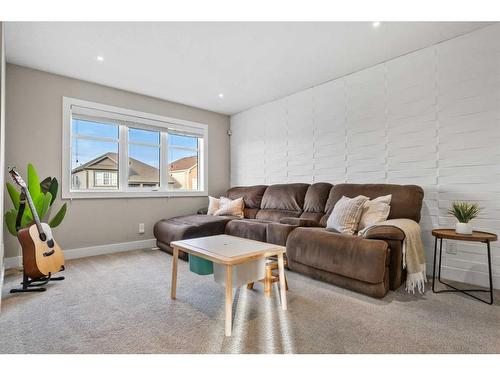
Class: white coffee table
170,234,287,336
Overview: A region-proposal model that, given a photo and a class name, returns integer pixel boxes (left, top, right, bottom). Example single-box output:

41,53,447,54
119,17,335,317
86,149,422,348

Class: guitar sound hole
39,233,47,242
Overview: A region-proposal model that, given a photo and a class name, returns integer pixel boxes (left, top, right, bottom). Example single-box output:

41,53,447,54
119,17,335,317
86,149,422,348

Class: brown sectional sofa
153,182,424,298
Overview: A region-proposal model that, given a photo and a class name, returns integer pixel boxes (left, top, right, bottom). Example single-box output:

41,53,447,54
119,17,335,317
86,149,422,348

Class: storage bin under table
170,234,287,337
213,259,265,287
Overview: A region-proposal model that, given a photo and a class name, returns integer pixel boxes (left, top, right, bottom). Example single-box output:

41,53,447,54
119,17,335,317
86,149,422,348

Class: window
71,118,119,190
128,128,160,188
94,171,118,187
168,133,200,190
62,97,208,198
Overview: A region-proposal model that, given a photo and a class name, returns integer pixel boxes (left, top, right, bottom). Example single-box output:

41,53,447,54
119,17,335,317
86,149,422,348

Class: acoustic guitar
9,168,65,279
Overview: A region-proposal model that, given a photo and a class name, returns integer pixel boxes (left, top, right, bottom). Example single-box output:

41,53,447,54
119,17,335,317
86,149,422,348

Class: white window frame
62,97,208,199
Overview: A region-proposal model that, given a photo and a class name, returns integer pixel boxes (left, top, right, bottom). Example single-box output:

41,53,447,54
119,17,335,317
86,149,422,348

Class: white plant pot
455,222,472,235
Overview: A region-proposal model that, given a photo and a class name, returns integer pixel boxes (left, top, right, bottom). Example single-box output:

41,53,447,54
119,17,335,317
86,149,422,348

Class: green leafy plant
5,163,67,236
448,201,480,223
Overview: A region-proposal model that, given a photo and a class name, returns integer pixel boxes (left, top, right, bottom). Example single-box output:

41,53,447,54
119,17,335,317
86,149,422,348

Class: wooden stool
247,257,288,297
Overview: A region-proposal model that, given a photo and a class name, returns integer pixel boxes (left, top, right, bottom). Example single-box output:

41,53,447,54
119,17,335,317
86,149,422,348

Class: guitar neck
24,188,44,235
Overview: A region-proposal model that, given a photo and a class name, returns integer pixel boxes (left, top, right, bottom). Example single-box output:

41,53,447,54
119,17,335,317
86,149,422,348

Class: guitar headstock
8,166,27,189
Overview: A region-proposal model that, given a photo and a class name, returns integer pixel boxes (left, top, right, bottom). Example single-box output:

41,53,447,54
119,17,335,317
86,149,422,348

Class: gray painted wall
4,64,230,258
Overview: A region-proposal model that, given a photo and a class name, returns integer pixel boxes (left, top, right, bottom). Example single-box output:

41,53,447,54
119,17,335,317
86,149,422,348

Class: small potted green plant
448,201,480,235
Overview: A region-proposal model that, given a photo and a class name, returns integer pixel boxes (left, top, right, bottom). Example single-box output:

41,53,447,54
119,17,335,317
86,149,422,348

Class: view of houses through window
71,118,200,191
71,119,120,190
168,133,199,190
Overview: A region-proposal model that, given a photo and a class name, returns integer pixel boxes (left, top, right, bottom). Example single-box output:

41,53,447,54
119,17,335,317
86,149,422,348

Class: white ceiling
5,22,493,115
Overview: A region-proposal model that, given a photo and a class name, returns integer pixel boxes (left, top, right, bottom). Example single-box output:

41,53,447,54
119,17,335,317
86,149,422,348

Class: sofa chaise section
154,215,234,260
154,185,268,259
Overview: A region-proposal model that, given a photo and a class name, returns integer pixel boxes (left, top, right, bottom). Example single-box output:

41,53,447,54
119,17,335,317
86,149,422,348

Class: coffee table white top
171,234,286,265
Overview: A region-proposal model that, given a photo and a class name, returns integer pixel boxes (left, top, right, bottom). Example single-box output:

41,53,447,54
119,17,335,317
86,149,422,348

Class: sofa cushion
279,217,321,227
320,183,424,226
226,185,267,209
153,214,233,247
256,209,301,222
225,218,269,242
299,211,324,223
302,182,333,215
256,183,309,221
260,183,309,211
267,222,297,246
287,227,389,284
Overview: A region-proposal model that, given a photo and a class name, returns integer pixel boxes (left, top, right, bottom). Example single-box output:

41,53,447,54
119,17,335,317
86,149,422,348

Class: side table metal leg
432,236,438,292
487,241,494,305
438,238,443,282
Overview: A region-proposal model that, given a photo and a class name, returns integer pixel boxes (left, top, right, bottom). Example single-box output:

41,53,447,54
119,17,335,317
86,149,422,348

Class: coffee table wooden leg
264,264,272,297
225,265,233,336
171,247,179,300
278,253,287,310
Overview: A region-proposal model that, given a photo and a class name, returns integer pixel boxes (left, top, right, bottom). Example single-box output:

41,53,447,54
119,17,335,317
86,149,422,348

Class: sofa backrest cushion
256,183,309,221
320,183,424,226
226,185,268,219
300,182,333,223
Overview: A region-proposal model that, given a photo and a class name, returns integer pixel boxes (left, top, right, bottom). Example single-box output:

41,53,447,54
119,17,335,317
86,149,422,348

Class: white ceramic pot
455,222,473,235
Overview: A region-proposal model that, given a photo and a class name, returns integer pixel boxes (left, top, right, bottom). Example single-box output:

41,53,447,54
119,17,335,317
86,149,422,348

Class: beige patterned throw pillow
207,196,220,215
214,196,245,218
326,195,369,235
358,194,392,230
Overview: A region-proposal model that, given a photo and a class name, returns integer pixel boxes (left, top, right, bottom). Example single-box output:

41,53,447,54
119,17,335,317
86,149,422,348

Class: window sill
62,190,208,199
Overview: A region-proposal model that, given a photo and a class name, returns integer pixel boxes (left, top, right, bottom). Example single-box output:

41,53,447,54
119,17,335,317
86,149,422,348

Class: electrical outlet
139,223,145,234
446,242,457,255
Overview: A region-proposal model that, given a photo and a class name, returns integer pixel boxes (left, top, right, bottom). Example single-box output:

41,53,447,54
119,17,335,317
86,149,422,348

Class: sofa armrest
362,225,405,241
279,217,321,227
362,225,406,290
197,207,208,215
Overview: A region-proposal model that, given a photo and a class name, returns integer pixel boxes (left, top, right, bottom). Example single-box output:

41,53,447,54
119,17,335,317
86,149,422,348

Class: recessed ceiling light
96,56,104,62
372,21,381,28
218,93,224,98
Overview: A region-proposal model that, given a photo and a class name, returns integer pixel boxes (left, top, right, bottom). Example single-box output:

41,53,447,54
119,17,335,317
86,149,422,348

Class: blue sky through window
71,119,198,170
73,118,118,139
129,127,160,145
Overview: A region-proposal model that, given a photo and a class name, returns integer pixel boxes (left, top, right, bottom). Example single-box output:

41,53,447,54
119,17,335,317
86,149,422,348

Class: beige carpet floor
1,248,499,354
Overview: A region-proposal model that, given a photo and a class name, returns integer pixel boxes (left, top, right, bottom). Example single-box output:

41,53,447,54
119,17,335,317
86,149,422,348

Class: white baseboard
3,238,157,270
426,262,499,290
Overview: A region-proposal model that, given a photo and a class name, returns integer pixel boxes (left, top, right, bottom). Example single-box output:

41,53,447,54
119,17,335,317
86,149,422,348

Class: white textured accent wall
230,24,500,288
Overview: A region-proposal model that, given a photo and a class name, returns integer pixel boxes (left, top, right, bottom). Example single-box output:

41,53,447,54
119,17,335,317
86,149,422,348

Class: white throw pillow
358,194,392,230
326,195,369,235
214,196,245,218
207,196,220,215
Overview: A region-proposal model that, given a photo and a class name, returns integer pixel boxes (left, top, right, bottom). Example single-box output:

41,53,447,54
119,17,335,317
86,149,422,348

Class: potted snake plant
448,201,480,235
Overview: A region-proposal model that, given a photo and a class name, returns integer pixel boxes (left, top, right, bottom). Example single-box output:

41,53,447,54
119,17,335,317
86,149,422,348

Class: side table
431,229,497,305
